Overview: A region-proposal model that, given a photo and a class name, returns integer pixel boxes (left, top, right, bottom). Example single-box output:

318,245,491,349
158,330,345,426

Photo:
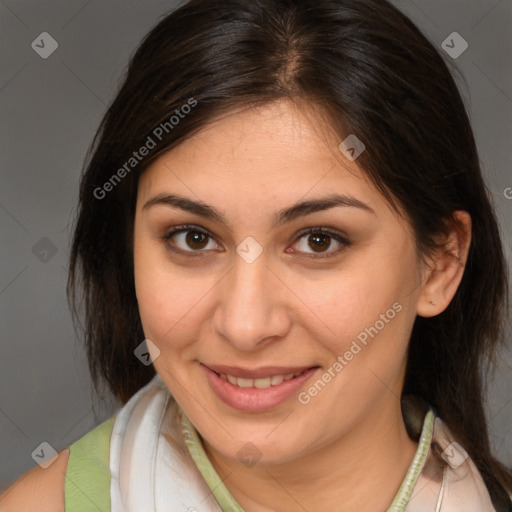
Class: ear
416,210,472,318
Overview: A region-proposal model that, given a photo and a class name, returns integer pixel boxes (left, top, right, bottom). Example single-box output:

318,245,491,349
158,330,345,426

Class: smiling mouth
203,363,320,390
213,370,308,389
201,363,321,412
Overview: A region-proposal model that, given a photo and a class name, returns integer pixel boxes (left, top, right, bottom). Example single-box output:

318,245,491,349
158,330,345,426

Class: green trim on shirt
387,409,435,510
64,416,115,512
181,413,246,511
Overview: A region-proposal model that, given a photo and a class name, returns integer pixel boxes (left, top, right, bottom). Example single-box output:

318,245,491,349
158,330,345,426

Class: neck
203,397,419,512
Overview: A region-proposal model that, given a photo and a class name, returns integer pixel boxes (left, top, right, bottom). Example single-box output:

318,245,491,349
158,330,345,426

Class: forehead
136,101,399,225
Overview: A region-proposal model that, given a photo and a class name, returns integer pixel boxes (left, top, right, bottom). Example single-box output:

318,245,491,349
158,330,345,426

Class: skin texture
133,100,471,512
0,449,69,512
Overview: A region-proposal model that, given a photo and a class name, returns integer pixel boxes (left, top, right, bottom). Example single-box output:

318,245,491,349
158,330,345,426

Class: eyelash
160,224,351,259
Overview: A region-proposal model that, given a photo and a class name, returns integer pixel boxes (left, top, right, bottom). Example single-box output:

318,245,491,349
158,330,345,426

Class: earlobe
416,211,472,318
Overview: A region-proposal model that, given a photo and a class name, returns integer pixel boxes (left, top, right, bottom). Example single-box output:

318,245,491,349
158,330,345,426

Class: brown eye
291,228,351,258
307,233,331,252
162,225,219,254
184,231,209,250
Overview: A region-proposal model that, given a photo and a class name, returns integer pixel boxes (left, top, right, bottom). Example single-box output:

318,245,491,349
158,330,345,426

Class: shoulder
0,415,116,512
0,448,70,512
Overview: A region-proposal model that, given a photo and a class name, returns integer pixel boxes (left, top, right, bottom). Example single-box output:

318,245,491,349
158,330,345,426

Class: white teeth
237,377,254,388
219,370,306,389
270,374,284,385
254,377,271,389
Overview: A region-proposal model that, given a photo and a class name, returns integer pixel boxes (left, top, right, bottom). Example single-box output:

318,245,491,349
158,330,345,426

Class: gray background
1,0,511,492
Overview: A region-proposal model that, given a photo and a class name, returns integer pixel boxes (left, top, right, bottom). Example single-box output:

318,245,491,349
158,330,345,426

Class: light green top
64,405,435,511
64,416,114,511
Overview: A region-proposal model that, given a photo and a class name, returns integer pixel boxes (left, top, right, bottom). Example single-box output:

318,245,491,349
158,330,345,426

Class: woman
1,0,511,510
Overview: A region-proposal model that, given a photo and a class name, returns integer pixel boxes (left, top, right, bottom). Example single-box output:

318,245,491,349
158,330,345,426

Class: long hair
67,0,512,508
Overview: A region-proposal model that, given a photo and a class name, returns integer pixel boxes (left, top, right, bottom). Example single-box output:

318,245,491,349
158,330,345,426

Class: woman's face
133,100,425,466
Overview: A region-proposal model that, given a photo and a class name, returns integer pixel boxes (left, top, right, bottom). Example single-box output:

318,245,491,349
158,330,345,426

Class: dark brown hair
68,0,512,508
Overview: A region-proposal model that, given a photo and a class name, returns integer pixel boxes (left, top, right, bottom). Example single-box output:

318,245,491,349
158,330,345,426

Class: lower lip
201,364,319,412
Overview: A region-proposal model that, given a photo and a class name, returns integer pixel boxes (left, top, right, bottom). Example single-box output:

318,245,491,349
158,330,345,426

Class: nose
211,249,291,352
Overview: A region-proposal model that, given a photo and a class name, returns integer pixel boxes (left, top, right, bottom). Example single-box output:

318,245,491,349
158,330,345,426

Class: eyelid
161,224,351,258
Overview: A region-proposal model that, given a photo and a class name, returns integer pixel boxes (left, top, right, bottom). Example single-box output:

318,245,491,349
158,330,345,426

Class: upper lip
202,363,318,379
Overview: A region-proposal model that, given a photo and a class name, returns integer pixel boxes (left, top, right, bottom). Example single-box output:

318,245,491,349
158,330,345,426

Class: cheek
133,237,214,354
307,241,419,371
134,234,182,346
309,263,406,342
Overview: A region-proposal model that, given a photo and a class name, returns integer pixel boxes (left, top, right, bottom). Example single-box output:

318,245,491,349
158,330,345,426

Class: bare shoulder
0,448,70,512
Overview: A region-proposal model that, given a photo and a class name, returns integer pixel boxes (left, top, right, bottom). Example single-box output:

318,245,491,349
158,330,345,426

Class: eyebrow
142,193,376,229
